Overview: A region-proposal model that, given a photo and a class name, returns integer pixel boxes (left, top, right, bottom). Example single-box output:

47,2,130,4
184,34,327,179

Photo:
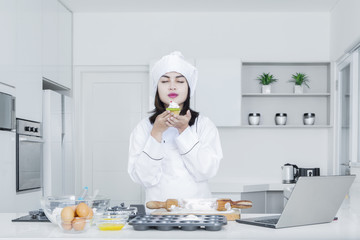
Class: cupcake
166,101,180,115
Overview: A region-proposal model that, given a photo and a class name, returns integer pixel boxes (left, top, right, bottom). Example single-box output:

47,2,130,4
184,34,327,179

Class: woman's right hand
151,111,171,142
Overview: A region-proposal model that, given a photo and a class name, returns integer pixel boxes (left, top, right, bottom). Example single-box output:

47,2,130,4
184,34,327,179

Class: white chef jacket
128,115,223,210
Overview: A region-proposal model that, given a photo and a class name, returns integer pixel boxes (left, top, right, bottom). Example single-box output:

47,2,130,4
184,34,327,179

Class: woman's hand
167,110,191,134
151,111,171,142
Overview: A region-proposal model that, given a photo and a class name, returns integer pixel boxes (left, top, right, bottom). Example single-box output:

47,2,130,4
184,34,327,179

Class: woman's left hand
167,110,191,134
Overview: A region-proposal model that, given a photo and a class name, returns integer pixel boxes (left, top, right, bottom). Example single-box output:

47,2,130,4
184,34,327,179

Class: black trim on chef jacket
142,151,163,161
180,116,200,156
143,117,200,160
180,141,199,156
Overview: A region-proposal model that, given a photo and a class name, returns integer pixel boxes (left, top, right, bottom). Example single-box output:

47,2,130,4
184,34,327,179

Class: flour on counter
180,215,201,221
181,198,217,211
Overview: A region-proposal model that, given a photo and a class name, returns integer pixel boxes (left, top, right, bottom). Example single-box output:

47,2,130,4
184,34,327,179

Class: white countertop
1,202,359,240
209,182,292,193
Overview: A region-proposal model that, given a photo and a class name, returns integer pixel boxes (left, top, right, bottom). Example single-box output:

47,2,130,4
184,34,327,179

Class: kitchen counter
1,201,359,240
209,182,291,193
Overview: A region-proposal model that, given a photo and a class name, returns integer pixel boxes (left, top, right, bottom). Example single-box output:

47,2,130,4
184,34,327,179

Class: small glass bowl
95,212,129,231
57,216,92,233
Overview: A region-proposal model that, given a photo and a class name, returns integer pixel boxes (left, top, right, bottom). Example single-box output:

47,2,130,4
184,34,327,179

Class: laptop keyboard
254,218,279,224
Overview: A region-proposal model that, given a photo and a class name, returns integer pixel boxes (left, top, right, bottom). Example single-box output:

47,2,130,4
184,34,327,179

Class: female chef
128,51,223,211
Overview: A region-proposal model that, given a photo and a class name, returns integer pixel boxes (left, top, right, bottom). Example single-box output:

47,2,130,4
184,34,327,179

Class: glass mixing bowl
95,212,130,231
41,195,110,224
57,216,92,233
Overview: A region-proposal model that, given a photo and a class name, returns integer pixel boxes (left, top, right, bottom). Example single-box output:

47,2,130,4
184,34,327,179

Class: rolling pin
146,199,179,211
146,198,252,211
216,198,253,211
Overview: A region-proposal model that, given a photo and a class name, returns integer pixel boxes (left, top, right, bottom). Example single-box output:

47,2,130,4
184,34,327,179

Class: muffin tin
129,215,227,231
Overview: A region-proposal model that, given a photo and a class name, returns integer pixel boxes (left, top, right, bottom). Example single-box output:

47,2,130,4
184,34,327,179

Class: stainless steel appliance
16,119,43,192
0,91,15,130
282,163,321,184
299,167,320,177
11,209,49,222
281,163,299,184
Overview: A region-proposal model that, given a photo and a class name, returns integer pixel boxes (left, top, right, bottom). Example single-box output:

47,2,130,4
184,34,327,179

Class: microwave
0,91,16,131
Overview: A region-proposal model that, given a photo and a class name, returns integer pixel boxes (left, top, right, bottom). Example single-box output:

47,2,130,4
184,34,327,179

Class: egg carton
128,214,227,231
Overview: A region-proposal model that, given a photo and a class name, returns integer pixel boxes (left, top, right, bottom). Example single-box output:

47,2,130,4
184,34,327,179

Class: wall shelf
240,125,332,128
242,93,330,97
241,62,331,126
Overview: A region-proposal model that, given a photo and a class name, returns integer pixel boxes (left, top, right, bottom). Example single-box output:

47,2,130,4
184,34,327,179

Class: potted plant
289,72,310,93
256,72,277,94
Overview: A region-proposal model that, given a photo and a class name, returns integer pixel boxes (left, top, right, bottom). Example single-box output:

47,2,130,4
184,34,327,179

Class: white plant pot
294,85,303,94
262,85,271,94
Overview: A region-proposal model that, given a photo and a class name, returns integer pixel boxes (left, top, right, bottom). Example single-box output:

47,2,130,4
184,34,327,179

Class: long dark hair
149,86,199,126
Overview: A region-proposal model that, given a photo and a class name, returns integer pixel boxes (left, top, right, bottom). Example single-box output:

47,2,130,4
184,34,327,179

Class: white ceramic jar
303,113,315,125
248,113,261,125
275,113,287,125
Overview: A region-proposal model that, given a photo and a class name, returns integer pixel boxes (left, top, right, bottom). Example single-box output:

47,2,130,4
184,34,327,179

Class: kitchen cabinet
241,190,284,214
195,58,242,126
42,0,58,83
241,62,331,127
1,0,72,123
211,183,285,214
0,1,43,213
0,1,16,87
15,0,43,122
0,131,16,213
57,2,72,89
42,0,72,89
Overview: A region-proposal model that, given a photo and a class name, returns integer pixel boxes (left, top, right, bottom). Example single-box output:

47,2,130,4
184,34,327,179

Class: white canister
303,113,315,125
275,113,287,125
248,113,261,125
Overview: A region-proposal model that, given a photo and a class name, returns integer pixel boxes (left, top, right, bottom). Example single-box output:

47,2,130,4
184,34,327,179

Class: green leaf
256,72,278,85
288,72,310,88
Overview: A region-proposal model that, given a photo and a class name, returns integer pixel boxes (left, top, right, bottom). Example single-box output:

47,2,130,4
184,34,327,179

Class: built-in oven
16,119,43,192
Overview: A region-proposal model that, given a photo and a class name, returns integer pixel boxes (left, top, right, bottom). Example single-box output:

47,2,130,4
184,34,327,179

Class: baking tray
128,214,227,231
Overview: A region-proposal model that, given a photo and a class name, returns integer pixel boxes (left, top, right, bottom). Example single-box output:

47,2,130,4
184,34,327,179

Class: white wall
74,12,331,186
74,12,330,65
330,0,360,60
214,128,330,185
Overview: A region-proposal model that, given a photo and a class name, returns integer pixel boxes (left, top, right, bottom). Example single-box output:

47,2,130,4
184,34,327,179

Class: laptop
236,175,355,229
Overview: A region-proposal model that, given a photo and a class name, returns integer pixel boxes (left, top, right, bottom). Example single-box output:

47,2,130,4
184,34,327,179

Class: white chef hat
151,51,198,97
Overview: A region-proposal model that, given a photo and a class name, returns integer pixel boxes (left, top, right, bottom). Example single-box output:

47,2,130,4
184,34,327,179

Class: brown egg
87,207,93,219
61,221,72,231
61,206,75,222
72,217,86,231
76,202,90,217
